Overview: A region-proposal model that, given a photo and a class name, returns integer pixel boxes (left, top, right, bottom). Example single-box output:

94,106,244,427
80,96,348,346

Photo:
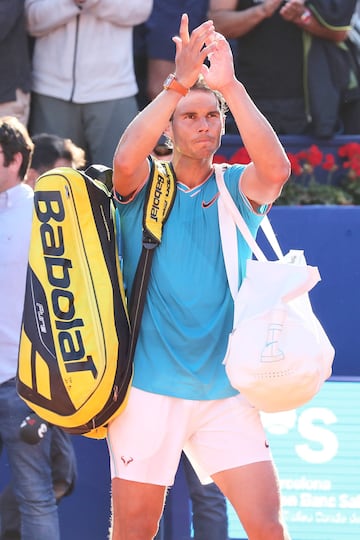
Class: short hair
0,116,34,180
31,133,86,175
189,76,229,117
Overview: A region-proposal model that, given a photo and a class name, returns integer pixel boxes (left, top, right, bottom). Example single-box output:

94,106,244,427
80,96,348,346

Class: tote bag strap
260,215,283,259
217,194,239,300
215,165,321,305
215,164,268,262
215,164,260,300
215,164,285,259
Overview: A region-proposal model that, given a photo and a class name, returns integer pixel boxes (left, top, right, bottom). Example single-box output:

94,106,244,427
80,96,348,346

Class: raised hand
200,32,236,92
172,14,217,89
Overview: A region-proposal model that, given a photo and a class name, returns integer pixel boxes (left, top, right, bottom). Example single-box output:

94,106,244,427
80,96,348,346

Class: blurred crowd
2,0,360,169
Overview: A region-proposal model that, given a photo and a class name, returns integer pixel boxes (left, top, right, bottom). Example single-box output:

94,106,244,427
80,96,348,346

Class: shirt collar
0,183,33,210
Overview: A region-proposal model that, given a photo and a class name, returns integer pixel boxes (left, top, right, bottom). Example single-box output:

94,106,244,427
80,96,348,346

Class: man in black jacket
209,0,360,138
0,1,32,125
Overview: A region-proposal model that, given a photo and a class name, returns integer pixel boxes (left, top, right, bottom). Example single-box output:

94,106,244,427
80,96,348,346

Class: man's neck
0,177,22,194
171,157,214,189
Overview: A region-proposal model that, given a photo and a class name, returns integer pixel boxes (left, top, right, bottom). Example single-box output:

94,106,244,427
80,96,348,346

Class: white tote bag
215,165,335,412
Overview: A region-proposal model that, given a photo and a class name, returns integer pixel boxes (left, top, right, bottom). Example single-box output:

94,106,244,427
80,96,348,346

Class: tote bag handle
215,164,320,304
215,164,283,261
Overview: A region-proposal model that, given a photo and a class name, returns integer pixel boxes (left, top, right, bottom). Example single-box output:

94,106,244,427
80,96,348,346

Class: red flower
287,152,302,176
338,143,360,180
307,144,324,167
296,150,309,161
322,153,337,172
338,142,360,159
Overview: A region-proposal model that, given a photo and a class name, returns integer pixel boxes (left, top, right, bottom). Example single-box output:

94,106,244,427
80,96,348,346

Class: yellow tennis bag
16,160,176,439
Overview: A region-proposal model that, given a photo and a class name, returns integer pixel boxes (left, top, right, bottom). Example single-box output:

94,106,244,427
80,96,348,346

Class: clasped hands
172,14,236,94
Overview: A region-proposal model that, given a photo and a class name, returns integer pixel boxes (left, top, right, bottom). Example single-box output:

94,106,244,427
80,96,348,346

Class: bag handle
215,164,285,260
128,159,177,363
216,163,263,300
217,195,239,299
215,165,268,262
215,164,321,303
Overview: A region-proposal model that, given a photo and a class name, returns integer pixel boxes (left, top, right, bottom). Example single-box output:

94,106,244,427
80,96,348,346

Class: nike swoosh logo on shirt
201,192,220,209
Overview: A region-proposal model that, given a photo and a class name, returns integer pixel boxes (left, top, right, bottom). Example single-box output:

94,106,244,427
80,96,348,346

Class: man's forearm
220,79,290,184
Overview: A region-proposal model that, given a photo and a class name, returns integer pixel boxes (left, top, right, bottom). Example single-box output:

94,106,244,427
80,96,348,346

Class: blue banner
227,379,360,539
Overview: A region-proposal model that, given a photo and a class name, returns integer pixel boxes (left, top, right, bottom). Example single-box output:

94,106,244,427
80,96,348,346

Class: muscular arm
221,80,290,205
203,34,290,205
113,90,184,198
208,0,284,39
113,16,218,198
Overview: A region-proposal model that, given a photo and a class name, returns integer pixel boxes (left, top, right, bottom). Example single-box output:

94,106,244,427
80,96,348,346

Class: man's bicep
113,160,150,200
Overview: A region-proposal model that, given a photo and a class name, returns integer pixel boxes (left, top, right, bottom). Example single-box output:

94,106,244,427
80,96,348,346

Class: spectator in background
25,0,153,167
0,116,60,539
0,425,77,540
134,0,209,107
1,129,83,540
0,1,32,126
26,132,86,188
208,0,360,138
181,454,228,540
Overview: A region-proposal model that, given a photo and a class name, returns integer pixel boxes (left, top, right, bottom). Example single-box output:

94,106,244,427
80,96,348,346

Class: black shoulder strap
128,158,177,362
85,161,177,363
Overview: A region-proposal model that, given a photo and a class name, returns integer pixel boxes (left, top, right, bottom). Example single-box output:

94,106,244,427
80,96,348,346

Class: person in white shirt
0,116,60,540
25,0,153,167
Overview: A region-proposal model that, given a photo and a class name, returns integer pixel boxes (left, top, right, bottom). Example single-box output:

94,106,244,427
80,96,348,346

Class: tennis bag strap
128,159,177,362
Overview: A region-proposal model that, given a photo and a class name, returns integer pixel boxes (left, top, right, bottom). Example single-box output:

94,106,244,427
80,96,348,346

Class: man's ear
221,115,226,136
163,120,173,141
9,151,25,178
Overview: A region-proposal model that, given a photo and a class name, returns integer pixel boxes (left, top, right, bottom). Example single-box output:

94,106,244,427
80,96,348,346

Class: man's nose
197,117,209,130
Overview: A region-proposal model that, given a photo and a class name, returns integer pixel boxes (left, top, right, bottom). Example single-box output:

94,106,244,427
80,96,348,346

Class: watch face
164,74,175,88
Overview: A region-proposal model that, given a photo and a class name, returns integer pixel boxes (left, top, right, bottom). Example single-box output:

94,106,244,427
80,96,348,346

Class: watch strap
163,74,189,97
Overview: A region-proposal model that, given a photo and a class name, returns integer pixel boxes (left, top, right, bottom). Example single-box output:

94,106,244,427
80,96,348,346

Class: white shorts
107,387,271,486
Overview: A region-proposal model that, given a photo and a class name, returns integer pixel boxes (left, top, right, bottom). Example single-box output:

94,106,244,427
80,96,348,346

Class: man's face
167,89,224,160
0,146,20,193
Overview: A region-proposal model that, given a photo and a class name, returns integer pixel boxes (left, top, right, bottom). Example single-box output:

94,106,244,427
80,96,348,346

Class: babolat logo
150,172,165,222
34,190,98,379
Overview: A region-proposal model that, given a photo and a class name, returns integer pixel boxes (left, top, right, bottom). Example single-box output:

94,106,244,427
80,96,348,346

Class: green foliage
276,178,354,206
